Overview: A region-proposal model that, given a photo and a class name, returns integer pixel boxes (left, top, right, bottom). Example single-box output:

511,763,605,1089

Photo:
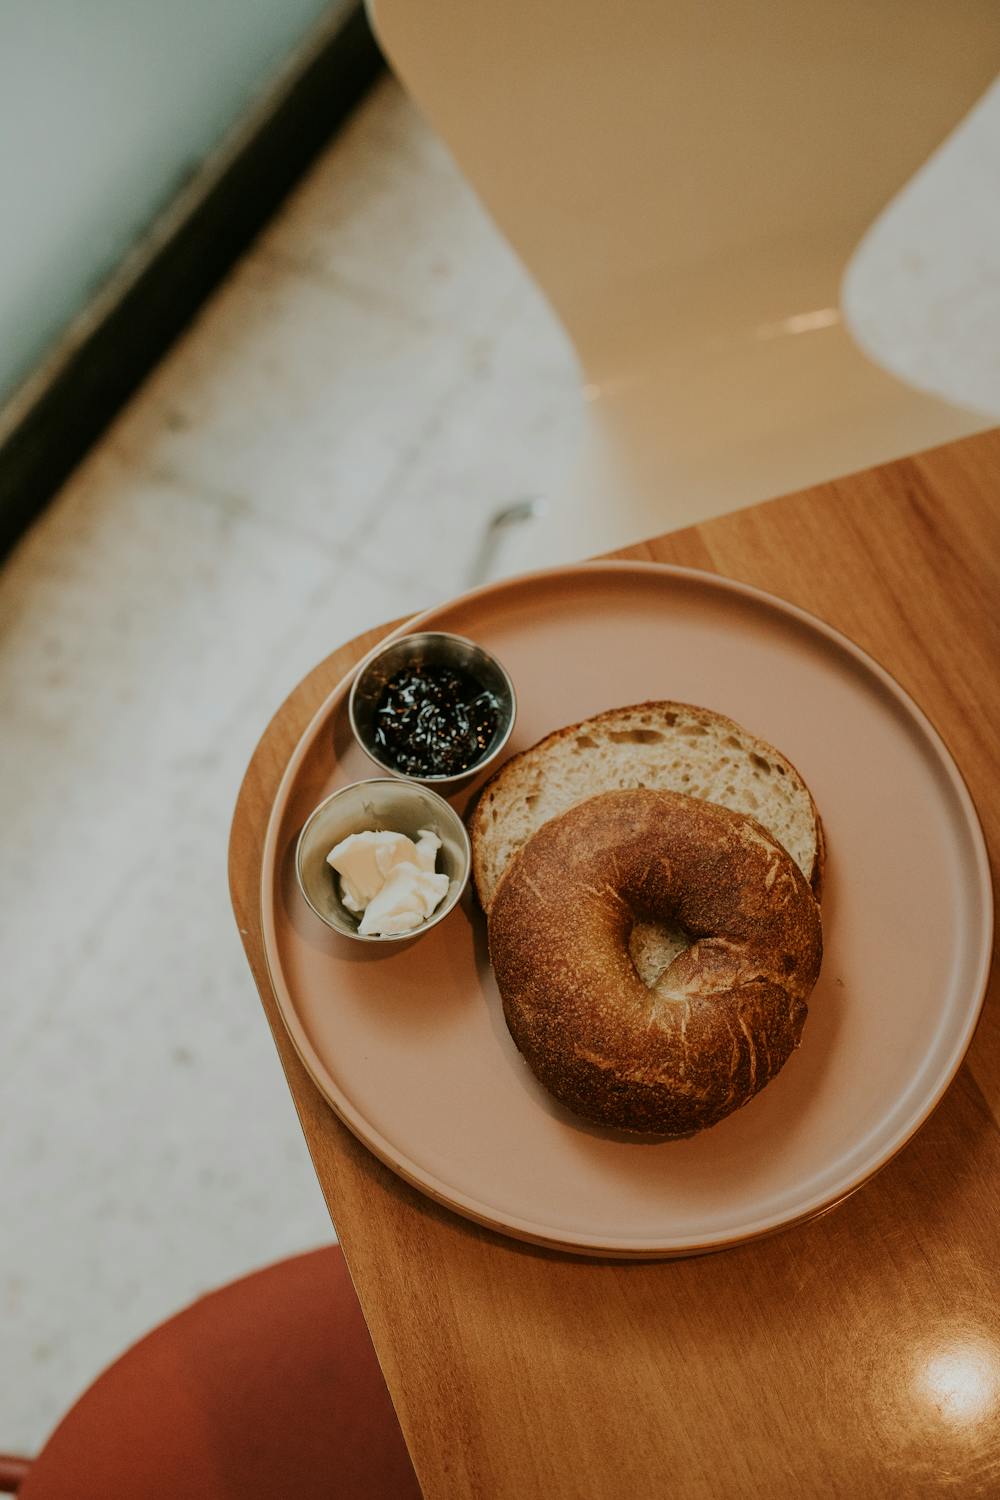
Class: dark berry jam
372,664,501,778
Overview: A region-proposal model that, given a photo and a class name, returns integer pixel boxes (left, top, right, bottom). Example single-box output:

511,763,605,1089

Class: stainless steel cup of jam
348,632,516,789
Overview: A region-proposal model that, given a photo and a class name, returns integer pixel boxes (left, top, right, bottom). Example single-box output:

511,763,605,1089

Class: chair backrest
367,1,1000,556
368,0,999,359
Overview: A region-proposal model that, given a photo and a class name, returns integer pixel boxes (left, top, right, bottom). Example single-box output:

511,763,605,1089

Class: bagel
471,700,825,911
489,788,823,1137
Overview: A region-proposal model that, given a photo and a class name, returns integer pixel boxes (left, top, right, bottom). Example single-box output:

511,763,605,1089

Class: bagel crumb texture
470,700,825,913
488,788,823,1137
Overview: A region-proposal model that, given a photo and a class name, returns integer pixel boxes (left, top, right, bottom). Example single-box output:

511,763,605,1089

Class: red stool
0,1246,421,1498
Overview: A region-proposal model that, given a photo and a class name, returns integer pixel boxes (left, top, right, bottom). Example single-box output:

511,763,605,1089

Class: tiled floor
3,72,999,1453
1,76,581,1456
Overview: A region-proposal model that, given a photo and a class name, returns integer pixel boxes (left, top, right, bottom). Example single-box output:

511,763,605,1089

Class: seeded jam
372,664,501,777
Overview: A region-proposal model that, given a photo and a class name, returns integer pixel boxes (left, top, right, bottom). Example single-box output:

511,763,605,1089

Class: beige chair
366,0,1000,568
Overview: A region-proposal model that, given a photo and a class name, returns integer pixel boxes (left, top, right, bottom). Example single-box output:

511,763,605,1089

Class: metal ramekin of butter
295,778,471,944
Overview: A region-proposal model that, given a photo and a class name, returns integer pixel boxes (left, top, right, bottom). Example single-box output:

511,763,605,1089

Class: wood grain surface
230,429,1000,1499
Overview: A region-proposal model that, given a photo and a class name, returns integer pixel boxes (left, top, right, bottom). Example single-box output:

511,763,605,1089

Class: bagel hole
629,918,692,988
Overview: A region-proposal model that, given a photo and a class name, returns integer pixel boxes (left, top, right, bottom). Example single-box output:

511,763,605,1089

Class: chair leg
0,1455,31,1493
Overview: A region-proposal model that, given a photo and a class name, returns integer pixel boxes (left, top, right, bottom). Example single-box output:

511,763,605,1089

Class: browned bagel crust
469,700,826,903
489,788,823,1137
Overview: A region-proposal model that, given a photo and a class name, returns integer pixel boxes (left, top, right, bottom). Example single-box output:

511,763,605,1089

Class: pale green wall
0,0,349,405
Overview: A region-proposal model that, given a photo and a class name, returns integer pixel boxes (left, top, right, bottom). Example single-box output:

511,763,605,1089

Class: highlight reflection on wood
230,428,1000,1499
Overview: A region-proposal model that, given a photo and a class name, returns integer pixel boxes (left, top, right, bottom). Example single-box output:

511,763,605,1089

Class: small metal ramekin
295,778,471,943
347,631,516,788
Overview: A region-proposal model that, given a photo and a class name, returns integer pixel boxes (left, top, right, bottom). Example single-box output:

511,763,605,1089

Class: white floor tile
259,77,532,337
845,78,1000,414
350,301,583,595
1,449,360,1447
109,250,470,550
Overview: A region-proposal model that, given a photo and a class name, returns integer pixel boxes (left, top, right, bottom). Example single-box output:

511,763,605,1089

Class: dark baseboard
0,4,384,563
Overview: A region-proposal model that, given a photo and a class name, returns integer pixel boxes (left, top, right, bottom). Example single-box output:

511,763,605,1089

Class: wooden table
230,429,1000,1498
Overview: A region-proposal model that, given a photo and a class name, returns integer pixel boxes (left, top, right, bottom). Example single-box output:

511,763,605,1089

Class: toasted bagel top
489,788,823,1137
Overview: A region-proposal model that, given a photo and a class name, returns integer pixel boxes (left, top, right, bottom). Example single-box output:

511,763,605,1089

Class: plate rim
258,559,994,1257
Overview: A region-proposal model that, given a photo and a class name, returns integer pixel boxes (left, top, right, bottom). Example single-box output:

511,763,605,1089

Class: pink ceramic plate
260,563,992,1257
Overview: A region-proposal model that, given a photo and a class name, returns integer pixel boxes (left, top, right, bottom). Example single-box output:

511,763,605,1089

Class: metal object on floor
465,495,546,587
